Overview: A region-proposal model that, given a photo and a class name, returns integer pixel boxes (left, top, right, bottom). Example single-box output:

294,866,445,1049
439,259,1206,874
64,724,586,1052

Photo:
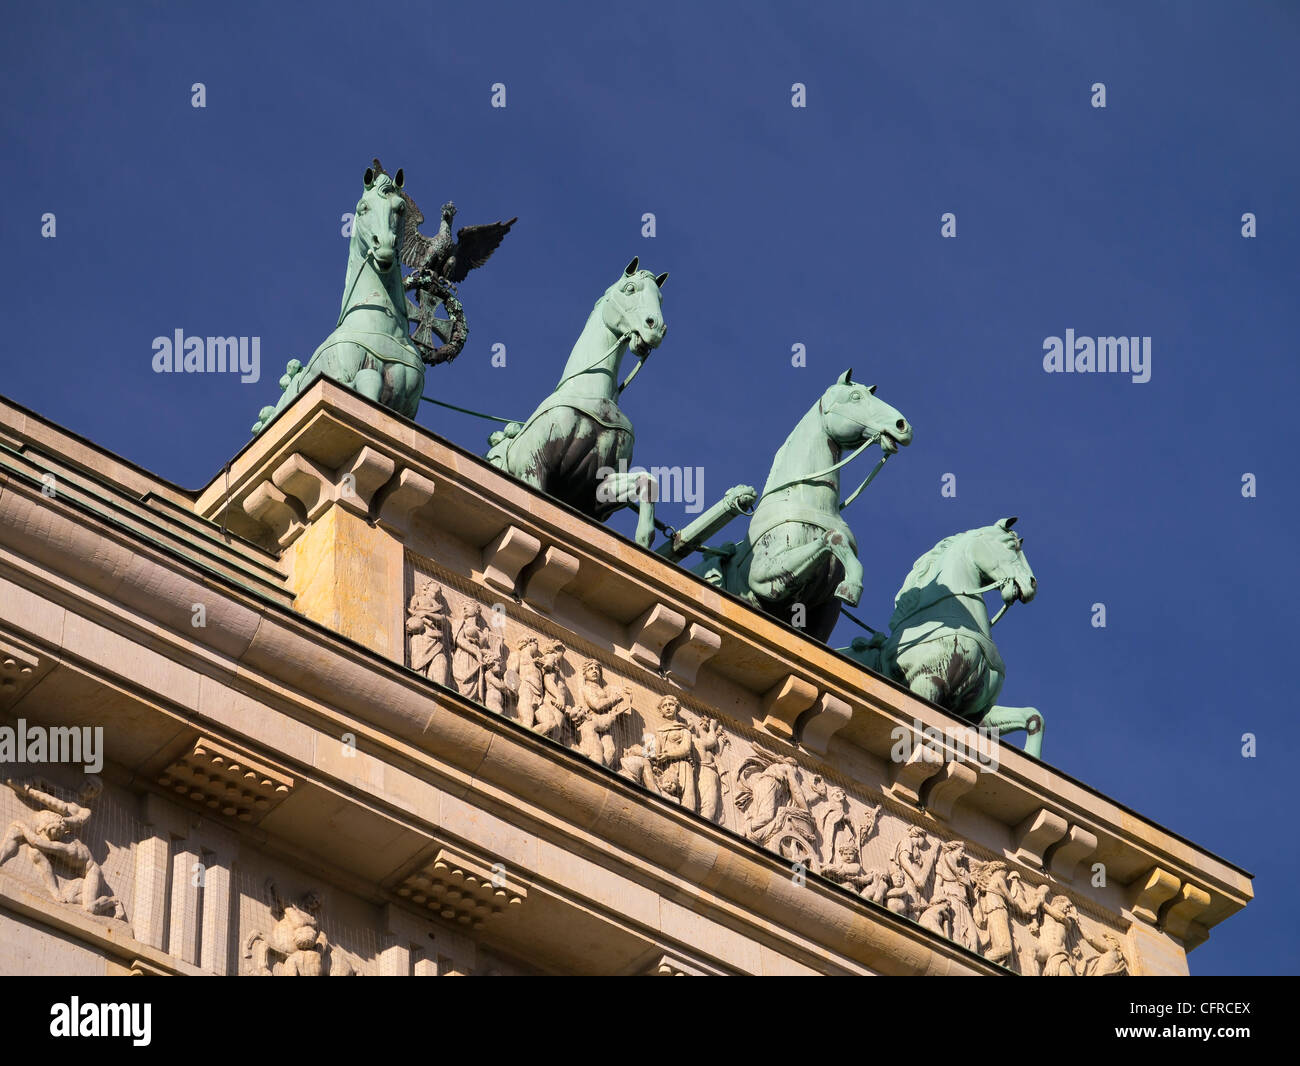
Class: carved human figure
571,659,631,767
0,776,126,922
884,870,914,916
534,640,571,739
483,635,514,716
821,839,875,893
513,636,544,729
858,867,890,906
972,861,1045,968
814,787,879,867
918,898,955,940
685,711,727,824
650,695,696,807
405,580,451,686
618,742,661,793
1033,893,1081,976
1077,931,1129,976
735,754,818,861
247,879,357,977
450,602,487,701
890,826,938,900
932,840,979,952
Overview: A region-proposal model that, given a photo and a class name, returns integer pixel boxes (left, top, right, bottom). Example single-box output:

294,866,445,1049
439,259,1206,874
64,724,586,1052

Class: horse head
969,517,1037,606
601,256,669,356
353,164,407,272
820,369,913,455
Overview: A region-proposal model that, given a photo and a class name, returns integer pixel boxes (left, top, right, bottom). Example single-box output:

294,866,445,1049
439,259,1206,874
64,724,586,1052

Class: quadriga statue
486,256,669,546
252,161,513,434
690,371,912,642
842,518,1044,755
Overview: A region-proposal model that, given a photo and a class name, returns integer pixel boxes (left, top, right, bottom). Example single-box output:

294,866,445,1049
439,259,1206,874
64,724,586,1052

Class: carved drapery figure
734,753,818,861
450,601,489,701
406,580,451,686
813,786,879,869
618,741,661,793
571,660,631,767
971,861,1048,968
0,776,126,923
918,898,955,939
932,840,979,952
649,695,696,805
890,826,938,901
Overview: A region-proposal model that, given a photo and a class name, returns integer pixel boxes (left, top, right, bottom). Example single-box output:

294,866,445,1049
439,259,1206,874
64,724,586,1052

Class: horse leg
598,470,657,547
746,536,830,601
980,705,1045,758
354,367,383,403
824,533,863,605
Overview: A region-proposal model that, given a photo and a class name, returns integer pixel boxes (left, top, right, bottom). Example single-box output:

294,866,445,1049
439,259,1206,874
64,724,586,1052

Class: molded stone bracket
1127,866,1181,925
1047,825,1099,881
796,692,852,756
520,546,580,613
375,469,437,534
627,604,687,672
1010,808,1069,868
1163,882,1212,945
922,760,979,820
883,743,945,806
759,675,819,743
244,481,305,548
662,622,721,688
481,525,542,597
336,446,398,516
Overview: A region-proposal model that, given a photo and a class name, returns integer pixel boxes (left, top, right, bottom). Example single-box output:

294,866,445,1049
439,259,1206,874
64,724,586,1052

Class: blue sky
3,1,1296,974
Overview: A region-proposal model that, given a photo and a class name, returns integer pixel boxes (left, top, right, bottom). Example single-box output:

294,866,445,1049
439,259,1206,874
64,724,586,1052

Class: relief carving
244,878,359,976
0,775,127,925
406,580,451,687
405,565,1131,975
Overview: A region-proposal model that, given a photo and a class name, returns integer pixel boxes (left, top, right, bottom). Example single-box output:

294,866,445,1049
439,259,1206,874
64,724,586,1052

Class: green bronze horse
842,518,1045,755
695,371,912,642
486,256,668,545
253,165,424,434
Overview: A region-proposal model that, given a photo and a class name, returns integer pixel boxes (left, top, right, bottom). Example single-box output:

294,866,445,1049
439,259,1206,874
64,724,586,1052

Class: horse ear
394,168,404,188
625,256,639,276
865,384,877,395
363,167,375,189
838,368,853,385
998,516,1019,530
654,271,669,288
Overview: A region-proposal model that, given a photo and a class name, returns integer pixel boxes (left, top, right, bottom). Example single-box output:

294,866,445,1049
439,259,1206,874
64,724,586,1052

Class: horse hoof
835,583,862,605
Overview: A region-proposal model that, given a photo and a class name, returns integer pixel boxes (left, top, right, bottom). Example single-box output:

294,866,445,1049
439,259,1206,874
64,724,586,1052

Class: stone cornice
0,467,995,975
0,382,1253,967
188,381,1250,933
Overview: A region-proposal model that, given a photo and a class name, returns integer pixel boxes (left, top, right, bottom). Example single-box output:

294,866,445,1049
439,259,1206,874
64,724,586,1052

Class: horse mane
888,529,978,630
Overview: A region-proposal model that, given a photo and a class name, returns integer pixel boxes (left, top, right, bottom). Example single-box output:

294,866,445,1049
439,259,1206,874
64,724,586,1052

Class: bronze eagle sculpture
370,158,516,365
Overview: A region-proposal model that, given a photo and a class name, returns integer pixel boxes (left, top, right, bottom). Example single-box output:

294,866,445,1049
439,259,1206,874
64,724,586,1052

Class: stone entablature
0,385,1253,975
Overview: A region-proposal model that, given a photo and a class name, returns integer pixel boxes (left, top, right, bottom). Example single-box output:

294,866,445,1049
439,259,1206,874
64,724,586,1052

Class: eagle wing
398,187,438,272
449,217,517,282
